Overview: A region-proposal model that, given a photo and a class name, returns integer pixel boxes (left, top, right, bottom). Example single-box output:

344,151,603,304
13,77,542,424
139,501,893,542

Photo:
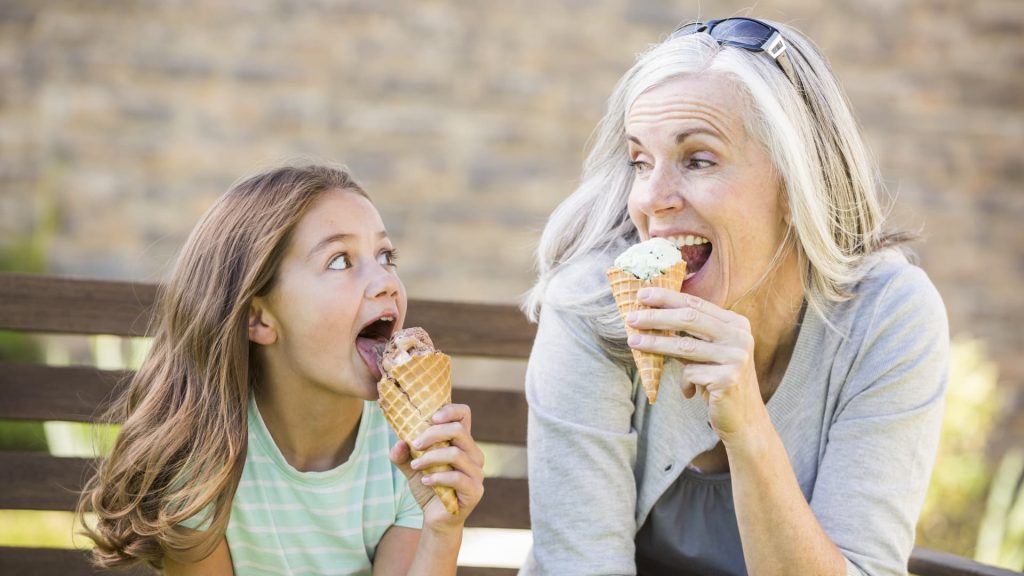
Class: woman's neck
736,253,805,401
254,377,365,472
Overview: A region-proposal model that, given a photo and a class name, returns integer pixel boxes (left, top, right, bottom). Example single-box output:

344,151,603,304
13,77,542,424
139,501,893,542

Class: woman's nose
636,166,684,215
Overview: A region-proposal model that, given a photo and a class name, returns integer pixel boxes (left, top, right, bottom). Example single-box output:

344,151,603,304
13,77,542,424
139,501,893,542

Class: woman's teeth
666,235,710,247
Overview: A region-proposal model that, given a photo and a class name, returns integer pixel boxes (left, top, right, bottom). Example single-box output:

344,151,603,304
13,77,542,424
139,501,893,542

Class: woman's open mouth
665,235,712,280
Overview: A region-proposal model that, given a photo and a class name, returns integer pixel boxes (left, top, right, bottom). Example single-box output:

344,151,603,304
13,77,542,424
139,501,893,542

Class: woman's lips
658,234,713,280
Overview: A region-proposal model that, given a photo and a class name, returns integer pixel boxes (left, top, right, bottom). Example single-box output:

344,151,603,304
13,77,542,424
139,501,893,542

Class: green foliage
976,448,1024,570
0,420,49,452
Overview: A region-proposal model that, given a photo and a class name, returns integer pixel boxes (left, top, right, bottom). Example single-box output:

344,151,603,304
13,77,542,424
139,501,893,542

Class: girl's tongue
680,243,712,278
355,337,387,381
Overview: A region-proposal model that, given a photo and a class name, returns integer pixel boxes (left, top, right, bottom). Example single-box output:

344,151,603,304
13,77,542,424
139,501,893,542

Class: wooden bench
0,272,1017,576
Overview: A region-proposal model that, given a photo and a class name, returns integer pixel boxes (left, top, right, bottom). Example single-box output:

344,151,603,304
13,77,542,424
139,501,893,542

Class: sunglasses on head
671,17,797,86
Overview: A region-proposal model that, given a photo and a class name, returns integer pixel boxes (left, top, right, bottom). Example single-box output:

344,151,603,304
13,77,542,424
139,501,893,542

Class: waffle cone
377,352,459,514
606,259,687,404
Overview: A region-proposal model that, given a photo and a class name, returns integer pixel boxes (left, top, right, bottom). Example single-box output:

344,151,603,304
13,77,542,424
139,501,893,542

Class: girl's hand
389,403,485,532
626,288,767,445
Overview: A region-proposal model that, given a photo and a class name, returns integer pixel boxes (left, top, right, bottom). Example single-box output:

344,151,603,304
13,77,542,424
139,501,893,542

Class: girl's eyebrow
306,231,388,260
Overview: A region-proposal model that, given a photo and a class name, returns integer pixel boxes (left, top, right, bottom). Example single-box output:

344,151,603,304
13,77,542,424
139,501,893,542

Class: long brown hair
77,163,368,569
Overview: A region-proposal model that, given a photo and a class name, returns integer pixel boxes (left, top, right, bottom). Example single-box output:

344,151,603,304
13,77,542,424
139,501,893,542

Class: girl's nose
366,262,400,300
636,166,684,216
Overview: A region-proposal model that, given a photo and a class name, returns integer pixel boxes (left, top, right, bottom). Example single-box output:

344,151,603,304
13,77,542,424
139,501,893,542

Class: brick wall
1,1,1022,444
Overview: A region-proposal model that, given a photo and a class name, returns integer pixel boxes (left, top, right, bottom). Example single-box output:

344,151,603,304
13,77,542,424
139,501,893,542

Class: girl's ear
248,298,278,345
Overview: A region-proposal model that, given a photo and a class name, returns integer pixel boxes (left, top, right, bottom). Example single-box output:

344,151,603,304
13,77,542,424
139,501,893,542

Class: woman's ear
248,297,278,345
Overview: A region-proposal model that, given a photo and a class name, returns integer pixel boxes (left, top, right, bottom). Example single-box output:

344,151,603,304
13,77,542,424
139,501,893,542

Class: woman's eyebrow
306,231,388,260
675,126,729,144
626,127,728,148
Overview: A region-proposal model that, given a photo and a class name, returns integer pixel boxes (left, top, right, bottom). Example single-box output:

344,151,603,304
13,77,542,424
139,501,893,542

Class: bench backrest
0,272,1016,576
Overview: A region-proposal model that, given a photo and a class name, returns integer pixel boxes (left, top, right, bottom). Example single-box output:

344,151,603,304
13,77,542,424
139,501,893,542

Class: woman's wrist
720,402,774,458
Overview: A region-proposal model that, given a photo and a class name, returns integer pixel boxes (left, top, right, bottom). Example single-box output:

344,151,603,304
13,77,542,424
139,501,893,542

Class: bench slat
0,546,1015,576
0,273,536,358
0,452,530,529
909,548,1023,576
0,547,150,575
0,547,517,575
0,363,527,445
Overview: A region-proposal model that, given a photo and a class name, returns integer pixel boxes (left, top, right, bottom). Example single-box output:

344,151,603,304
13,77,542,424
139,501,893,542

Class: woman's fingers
637,289,740,324
628,332,748,365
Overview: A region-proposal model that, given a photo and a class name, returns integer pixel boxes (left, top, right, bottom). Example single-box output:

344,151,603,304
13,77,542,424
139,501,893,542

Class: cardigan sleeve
521,271,641,576
810,264,949,576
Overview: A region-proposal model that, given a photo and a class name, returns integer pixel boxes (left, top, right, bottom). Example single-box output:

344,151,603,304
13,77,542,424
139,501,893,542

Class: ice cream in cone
607,238,687,404
377,327,459,515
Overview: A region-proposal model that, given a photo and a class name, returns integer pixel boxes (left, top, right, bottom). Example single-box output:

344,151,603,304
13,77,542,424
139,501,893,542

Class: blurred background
1,0,1022,570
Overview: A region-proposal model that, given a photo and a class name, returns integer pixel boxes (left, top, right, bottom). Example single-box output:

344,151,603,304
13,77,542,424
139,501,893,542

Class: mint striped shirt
223,398,423,575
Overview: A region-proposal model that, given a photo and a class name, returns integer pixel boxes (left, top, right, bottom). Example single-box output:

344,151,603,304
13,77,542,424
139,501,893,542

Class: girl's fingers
421,469,484,501
389,440,412,467
412,421,486,468
432,403,472,435
411,445,484,483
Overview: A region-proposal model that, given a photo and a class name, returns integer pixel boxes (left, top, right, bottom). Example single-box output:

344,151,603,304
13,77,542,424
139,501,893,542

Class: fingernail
421,475,433,485
412,440,424,450
628,334,642,346
638,288,650,300
410,458,421,470
626,312,638,324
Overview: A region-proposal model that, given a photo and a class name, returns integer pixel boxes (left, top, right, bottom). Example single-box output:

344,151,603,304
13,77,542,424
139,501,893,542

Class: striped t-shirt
223,397,423,575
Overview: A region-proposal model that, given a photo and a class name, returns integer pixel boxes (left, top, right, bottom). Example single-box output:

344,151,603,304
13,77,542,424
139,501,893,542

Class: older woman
522,18,947,576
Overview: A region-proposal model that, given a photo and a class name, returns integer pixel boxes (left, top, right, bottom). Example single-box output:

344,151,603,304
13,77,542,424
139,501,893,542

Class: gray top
635,468,741,576
521,249,948,576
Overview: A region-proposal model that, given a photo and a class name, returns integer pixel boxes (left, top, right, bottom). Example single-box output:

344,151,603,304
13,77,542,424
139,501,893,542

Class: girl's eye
328,254,351,270
378,249,399,268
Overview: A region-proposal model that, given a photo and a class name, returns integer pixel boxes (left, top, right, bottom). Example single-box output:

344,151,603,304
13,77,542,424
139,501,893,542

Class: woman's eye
628,159,652,175
378,249,399,268
687,156,716,169
327,254,351,270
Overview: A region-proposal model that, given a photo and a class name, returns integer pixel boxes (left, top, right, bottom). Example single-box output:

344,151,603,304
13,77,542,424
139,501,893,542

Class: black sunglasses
671,17,797,86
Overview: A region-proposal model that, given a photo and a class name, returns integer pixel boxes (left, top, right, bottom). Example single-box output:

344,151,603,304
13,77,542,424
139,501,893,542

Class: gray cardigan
522,250,948,576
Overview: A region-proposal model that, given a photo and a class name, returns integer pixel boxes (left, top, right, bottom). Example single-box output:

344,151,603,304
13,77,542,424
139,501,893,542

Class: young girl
77,163,485,575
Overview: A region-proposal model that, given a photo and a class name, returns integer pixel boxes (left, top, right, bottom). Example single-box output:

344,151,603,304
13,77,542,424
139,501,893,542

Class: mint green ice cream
613,238,682,281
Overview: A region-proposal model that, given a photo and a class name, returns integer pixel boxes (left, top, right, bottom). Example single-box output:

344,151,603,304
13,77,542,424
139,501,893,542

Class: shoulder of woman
545,249,617,301
852,249,945,318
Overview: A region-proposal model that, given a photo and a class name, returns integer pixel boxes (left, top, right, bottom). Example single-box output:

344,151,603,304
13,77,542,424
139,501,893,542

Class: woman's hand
626,288,768,444
389,403,485,532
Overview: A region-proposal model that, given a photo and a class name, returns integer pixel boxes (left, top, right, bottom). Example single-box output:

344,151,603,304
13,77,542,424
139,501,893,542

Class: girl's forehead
291,190,386,249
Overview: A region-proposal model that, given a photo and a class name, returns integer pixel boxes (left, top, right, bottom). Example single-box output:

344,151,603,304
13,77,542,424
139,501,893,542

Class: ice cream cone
377,351,459,515
606,259,687,404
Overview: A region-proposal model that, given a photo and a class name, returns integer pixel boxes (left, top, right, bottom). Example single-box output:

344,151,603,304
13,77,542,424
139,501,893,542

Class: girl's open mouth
355,316,396,380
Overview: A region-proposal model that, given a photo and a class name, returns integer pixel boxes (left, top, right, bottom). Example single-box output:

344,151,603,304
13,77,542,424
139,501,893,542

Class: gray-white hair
523,22,907,359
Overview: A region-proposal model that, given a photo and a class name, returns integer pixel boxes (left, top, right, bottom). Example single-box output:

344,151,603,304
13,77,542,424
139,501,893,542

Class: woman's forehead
626,75,749,143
